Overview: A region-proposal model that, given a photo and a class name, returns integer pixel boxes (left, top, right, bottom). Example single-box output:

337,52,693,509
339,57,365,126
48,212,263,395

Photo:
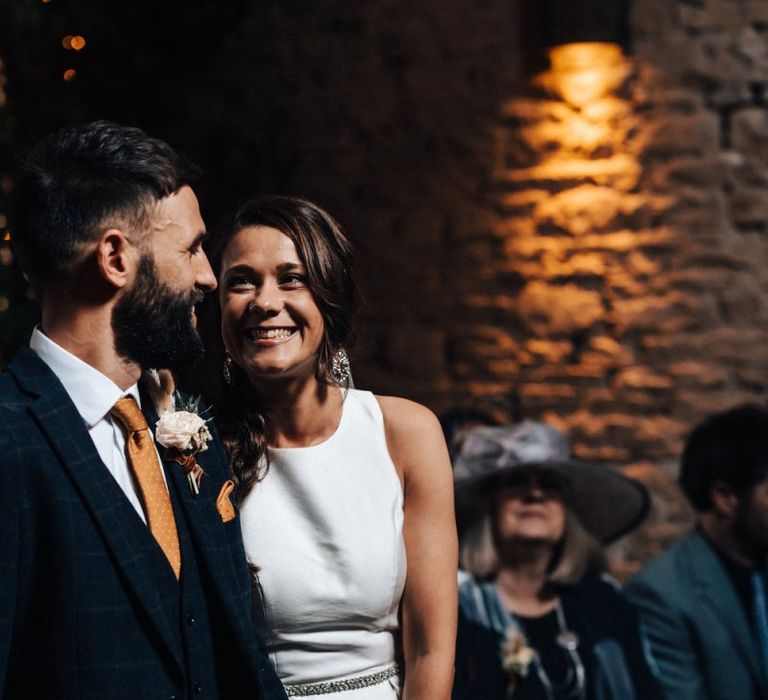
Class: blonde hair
459,508,605,586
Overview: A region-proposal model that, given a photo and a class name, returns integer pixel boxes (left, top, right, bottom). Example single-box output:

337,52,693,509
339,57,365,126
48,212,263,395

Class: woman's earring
331,348,351,385
223,354,234,385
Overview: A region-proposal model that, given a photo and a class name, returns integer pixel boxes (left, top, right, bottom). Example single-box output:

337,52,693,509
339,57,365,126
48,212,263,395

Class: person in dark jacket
626,404,768,700
451,420,660,700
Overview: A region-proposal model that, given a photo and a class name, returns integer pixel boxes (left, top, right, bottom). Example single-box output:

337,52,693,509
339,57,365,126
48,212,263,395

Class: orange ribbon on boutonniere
154,393,213,496
165,447,206,496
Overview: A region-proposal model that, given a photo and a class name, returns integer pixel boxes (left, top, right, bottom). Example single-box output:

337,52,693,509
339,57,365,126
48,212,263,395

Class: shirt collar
29,326,141,428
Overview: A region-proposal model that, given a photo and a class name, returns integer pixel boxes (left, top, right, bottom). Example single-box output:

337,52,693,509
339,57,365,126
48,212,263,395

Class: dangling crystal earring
223,354,234,385
331,348,351,385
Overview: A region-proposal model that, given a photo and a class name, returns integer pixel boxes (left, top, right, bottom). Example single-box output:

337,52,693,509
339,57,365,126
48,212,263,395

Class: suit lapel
10,349,185,677
142,389,258,662
684,531,764,684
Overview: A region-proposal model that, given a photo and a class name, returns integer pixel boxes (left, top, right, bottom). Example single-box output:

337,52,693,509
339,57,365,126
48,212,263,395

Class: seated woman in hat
451,420,661,700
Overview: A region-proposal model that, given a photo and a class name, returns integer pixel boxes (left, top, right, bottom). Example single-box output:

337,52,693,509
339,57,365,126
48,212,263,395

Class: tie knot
110,396,149,434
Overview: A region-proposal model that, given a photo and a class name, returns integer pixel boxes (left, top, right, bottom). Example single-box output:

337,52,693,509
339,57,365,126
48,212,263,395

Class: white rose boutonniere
156,410,212,453
155,394,213,496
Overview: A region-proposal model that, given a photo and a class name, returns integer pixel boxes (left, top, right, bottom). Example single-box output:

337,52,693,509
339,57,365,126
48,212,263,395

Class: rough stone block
679,1,744,30
675,388,759,415
612,293,719,334
523,339,573,362
499,154,642,192
643,111,721,160
517,280,605,335
533,185,625,236
732,107,768,159
746,1,768,23
615,366,674,390
666,360,730,388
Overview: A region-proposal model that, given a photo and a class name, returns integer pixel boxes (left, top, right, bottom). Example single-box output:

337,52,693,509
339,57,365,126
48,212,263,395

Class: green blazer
625,530,766,700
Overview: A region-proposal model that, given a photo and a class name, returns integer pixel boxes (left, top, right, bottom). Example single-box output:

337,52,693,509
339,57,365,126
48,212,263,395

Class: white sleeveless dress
239,389,406,698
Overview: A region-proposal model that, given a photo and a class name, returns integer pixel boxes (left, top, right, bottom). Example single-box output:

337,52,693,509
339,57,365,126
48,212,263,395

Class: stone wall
478,1,768,572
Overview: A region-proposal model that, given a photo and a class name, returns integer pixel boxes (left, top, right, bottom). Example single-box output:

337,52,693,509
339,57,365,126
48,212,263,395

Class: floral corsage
501,626,536,693
155,393,213,496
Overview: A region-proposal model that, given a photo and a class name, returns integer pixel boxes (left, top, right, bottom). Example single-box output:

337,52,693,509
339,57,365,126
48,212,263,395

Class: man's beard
112,254,205,373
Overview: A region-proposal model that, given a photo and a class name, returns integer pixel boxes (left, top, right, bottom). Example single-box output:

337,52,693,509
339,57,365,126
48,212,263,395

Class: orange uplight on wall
543,42,629,108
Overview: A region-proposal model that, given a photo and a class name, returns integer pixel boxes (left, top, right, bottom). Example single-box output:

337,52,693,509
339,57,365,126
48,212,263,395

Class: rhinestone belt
283,663,400,696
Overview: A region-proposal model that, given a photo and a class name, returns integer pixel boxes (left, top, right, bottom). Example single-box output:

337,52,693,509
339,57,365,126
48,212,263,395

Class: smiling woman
219,225,325,384
204,195,458,700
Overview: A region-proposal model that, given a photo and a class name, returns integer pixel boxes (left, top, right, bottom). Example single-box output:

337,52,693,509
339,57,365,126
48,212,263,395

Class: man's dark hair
9,120,197,298
679,403,768,511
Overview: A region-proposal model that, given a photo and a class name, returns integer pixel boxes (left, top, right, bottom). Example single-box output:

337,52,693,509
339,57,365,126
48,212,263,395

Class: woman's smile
244,326,299,346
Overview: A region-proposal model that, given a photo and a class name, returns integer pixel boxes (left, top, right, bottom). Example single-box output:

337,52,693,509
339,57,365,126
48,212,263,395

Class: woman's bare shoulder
374,394,449,482
375,394,442,437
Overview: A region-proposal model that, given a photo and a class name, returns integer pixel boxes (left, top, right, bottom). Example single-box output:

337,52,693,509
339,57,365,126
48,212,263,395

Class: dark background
0,0,534,380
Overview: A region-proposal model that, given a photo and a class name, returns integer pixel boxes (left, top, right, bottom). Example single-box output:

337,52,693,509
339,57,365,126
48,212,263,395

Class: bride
205,195,457,698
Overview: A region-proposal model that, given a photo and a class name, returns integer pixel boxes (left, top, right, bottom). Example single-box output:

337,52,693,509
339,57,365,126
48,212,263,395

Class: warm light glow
542,43,629,108
62,36,85,50
0,297,9,312
549,43,624,73
63,68,77,81
2,231,9,241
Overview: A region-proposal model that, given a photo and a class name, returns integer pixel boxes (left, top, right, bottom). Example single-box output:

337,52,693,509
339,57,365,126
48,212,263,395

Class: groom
0,121,286,699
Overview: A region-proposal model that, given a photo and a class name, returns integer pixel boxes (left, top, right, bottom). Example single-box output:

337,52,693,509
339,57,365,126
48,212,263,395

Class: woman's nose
248,283,282,315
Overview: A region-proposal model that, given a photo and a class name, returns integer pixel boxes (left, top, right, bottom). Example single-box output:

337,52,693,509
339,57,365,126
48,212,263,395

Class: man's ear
710,479,739,518
96,228,136,288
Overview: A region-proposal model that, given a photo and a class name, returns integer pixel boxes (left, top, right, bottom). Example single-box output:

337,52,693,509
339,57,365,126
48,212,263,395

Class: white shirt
30,327,166,524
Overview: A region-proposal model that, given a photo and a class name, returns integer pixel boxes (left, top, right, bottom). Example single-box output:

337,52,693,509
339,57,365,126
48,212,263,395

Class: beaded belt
283,663,400,696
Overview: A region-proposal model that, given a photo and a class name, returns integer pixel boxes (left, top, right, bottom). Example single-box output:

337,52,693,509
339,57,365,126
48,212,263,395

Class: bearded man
0,121,286,700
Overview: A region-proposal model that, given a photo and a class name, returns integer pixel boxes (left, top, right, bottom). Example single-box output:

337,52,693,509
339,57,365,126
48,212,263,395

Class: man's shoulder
0,366,32,421
0,370,48,476
626,530,706,599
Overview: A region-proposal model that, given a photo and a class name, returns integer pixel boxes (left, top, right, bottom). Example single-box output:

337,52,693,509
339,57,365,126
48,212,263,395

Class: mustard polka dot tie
111,396,181,580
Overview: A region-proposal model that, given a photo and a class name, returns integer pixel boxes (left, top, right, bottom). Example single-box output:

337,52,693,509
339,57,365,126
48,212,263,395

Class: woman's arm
378,395,458,700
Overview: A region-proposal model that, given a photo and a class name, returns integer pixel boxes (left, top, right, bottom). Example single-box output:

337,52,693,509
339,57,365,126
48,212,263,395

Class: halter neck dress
239,389,406,698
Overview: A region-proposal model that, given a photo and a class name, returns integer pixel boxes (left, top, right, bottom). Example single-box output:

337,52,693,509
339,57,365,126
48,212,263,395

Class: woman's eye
280,273,307,287
226,275,255,289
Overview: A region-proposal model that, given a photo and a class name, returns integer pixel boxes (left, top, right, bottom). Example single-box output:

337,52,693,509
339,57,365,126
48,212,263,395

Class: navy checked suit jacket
0,348,287,700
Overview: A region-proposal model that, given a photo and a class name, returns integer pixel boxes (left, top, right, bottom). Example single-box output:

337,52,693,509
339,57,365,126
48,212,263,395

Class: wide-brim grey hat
453,420,650,543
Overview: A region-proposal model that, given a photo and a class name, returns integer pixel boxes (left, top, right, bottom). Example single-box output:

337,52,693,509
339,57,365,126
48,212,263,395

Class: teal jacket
626,530,767,700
